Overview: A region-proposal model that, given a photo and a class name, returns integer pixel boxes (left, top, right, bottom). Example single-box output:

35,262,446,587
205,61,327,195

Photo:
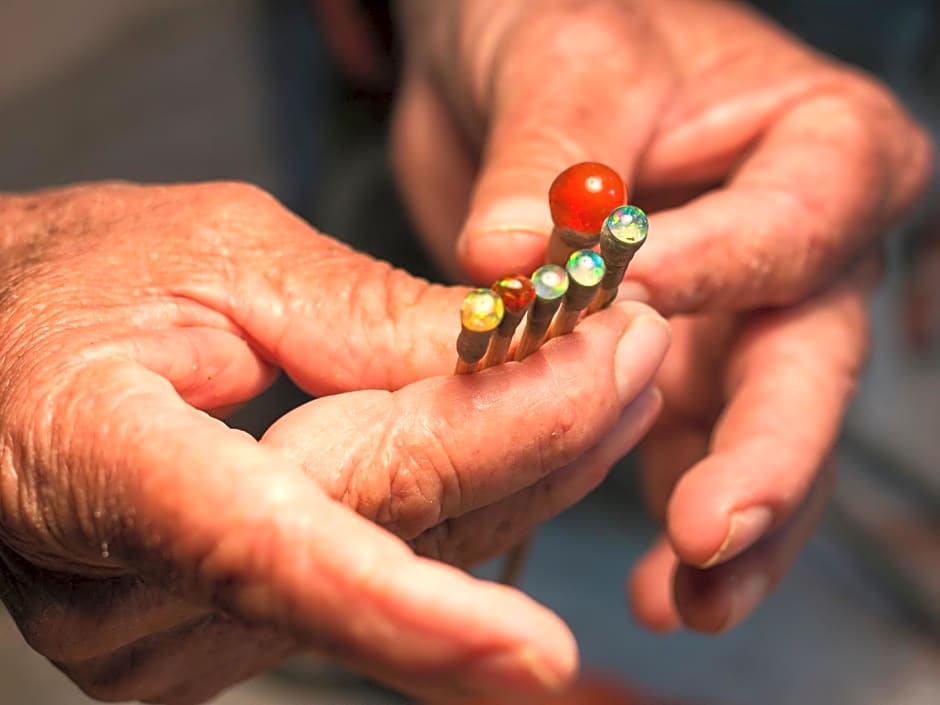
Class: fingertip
667,508,728,569
673,565,732,634
702,505,774,568
607,309,671,407
674,563,769,634
640,385,664,427
666,451,781,569
627,539,681,634
472,634,579,698
446,578,578,698
665,460,741,568
511,594,581,691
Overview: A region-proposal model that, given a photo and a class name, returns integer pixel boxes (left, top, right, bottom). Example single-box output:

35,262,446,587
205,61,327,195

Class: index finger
630,82,933,315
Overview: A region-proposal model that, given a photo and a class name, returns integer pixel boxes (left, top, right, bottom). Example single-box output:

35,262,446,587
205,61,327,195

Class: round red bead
549,162,626,233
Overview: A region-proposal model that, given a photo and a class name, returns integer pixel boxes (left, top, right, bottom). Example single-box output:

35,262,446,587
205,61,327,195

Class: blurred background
0,1,937,703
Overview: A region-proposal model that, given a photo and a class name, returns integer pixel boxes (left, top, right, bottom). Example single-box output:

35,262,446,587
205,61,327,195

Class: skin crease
0,2,932,704
0,182,672,704
391,0,934,636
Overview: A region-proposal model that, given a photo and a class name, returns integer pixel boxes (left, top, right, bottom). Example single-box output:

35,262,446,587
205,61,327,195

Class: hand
0,182,670,703
391,0,934,630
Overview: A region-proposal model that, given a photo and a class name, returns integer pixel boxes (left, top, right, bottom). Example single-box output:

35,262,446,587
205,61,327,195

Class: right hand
0,181,670,704
391,0,933,635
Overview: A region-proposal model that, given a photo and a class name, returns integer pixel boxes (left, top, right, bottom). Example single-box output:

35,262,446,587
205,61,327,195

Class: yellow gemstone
460,289,504,332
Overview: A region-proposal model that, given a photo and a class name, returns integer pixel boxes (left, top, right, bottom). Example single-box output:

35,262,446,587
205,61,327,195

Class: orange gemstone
492,275,536,314
549,162,626,233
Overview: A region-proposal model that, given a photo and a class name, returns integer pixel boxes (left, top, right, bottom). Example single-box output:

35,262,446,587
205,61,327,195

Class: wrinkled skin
391,0,933,632
0,182,671,703
0,0,934,702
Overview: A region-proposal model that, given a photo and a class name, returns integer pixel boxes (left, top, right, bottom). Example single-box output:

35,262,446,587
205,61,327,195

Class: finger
391,68,477,282
630,87,933,315
626,536,680,634
55,614,295,705
410,385,663,566
673,463,835,633
638,313,732,522
261,303,670,539
665,276,868,569
640,421,708,525
454,0,675,283
56,362,582,700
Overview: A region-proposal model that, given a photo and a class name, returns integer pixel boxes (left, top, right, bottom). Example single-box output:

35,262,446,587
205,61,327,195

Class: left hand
0,182,669,703
390,0,934,631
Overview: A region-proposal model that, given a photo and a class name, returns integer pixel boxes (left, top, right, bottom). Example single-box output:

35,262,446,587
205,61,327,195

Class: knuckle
505,0,641,62
186,181,278,244
488,0,651,126
341,397,470,540
199,179,272,206
371,423,460,538
819,75,934,208
200,181,283,230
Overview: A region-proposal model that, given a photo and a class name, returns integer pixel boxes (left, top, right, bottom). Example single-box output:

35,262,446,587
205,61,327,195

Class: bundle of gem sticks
455,162,649,375
453,162,649,585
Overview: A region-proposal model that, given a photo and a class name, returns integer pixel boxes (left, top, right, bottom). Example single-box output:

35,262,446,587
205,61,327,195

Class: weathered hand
391,0,933,631
0,182,670,703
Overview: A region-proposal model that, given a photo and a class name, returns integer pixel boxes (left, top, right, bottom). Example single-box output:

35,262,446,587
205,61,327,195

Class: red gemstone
492,275,536,314
549,162,626,233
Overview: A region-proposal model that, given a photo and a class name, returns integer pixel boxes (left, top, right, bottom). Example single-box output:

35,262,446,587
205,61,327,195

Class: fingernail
703,506,774,568
461,229,548,281
722,572,770,631
613,280,651,304
614,315,670,401
467,196,553,236
471,646,568,696
458,196,552,281
460,198,551,266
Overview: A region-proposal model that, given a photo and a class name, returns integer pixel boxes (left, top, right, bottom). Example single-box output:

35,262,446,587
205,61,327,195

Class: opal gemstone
460,289,504,332
604,205,648,246
531,264,569,301
566,249,606,287
549,162,626,233
492,275,536,314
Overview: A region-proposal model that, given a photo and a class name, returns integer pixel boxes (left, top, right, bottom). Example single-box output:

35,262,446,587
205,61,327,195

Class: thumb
56,359,577,701
456,1,674,283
